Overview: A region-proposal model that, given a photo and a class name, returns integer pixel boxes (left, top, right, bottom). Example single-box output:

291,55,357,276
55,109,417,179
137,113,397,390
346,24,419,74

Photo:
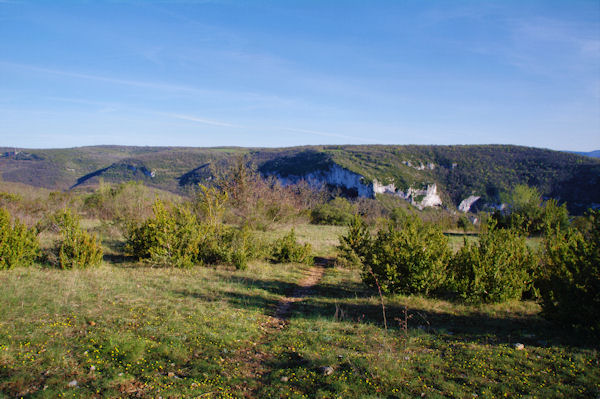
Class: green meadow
1,222,598,398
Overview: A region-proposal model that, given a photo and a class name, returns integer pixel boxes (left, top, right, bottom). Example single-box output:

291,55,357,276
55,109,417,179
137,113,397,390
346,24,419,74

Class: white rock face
274,163,373,197
458,196,481,213
402,161,435,170
271,164,443,209
396,184,443,209
373,180,397,195
420,184,443,208
375,181,442,209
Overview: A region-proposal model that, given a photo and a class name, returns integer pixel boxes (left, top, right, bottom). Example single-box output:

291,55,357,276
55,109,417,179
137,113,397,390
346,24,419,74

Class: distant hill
1,145,599,214
573,150,600,158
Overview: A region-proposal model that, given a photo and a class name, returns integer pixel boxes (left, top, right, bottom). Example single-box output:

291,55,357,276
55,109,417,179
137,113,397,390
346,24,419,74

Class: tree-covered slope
1,145,598,212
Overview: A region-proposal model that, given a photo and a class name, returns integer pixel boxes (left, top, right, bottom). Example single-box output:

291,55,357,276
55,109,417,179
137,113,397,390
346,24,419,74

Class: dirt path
273,262,325,320
233,260,328,397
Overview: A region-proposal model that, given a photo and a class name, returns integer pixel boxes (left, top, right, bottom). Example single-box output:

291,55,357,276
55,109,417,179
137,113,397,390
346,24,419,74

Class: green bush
449,220,536,304
271,229,313,264
197,225,262,270
125,200,202,268
0,208,39,269
537,210,600,333
362,216,450,295
540,199,569,232
337,215,371,267
493,185,571,236
221,226,262,270
46,209,103,269
311,197,355,226
126,199,262,269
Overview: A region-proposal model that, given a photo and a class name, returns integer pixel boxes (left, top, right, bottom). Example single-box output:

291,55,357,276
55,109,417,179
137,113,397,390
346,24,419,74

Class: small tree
0,208,39,269
194,184,228,228
449,220,536,304
537,210,600,333
46,209,103,269
362,216,450,295
337,215,371,267
311,197,356,226
540,199,569,232
271,229,313,264
126,199,202,268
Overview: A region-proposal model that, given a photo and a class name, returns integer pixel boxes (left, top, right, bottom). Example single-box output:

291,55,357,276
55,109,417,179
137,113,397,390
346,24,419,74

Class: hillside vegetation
2,144,599,213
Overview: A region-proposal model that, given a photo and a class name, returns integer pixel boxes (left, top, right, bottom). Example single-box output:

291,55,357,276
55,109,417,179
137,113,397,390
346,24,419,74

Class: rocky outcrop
458,196,480,213
373,180,397,195
397,184,443,209
402,160,435,170
273,163,374,197
373,179,442,209
271,163,443,209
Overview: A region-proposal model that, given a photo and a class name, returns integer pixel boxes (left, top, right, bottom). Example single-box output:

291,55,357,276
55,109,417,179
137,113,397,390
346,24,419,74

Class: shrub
126,199,262,269
45,209,103,269
83,181,153,223
194,184,228,227
125,200,202,268
362,215,450,295
457,215,470,232
196,224,263,270
271,229,313,264
536,210,600,333
311,197,355,226
540,199,569,232
220,158,317,230
493,185,570,236
337,215,371,267
0,208,39,269
449,220,536,304
220,226,262,270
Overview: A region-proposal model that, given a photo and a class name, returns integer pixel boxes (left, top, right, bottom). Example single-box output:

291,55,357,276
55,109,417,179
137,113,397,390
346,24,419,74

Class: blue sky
1,0,598,150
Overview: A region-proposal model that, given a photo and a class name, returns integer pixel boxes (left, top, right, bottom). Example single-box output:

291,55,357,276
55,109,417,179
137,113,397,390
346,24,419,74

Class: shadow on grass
103,253,137,264
171,288,284,314
175,268,597,349
217,275,300,297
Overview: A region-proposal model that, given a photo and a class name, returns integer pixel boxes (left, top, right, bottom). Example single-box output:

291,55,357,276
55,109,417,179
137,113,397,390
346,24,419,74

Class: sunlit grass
0,222,598,398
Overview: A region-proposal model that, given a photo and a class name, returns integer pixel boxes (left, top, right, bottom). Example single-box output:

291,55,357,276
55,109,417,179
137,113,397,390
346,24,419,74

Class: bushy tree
194,184,228,228
508,184,542,219
311,197,356,226
0,208,39,269
126,200,202,268
336,215,371,267
494,185,571,235
126,199,262,269
271,229,313,264
449,220,537,304
362,216,450,295
44,208,103,269
540,199,569,232
537,210,600,333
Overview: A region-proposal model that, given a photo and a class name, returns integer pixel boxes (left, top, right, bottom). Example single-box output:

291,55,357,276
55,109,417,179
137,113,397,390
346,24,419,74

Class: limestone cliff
270,163,443,209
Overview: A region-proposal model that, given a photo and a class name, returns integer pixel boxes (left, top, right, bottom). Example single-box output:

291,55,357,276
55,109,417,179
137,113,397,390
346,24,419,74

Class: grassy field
0,223,598,398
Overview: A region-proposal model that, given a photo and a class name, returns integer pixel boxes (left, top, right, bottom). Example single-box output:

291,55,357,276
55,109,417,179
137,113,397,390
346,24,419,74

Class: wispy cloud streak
162,113,241,128
0,61,201,93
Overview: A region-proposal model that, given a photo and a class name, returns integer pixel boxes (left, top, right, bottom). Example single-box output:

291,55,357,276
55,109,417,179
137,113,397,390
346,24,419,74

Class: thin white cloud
0,61,200,93
0,60,307,109
163,113,241,128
